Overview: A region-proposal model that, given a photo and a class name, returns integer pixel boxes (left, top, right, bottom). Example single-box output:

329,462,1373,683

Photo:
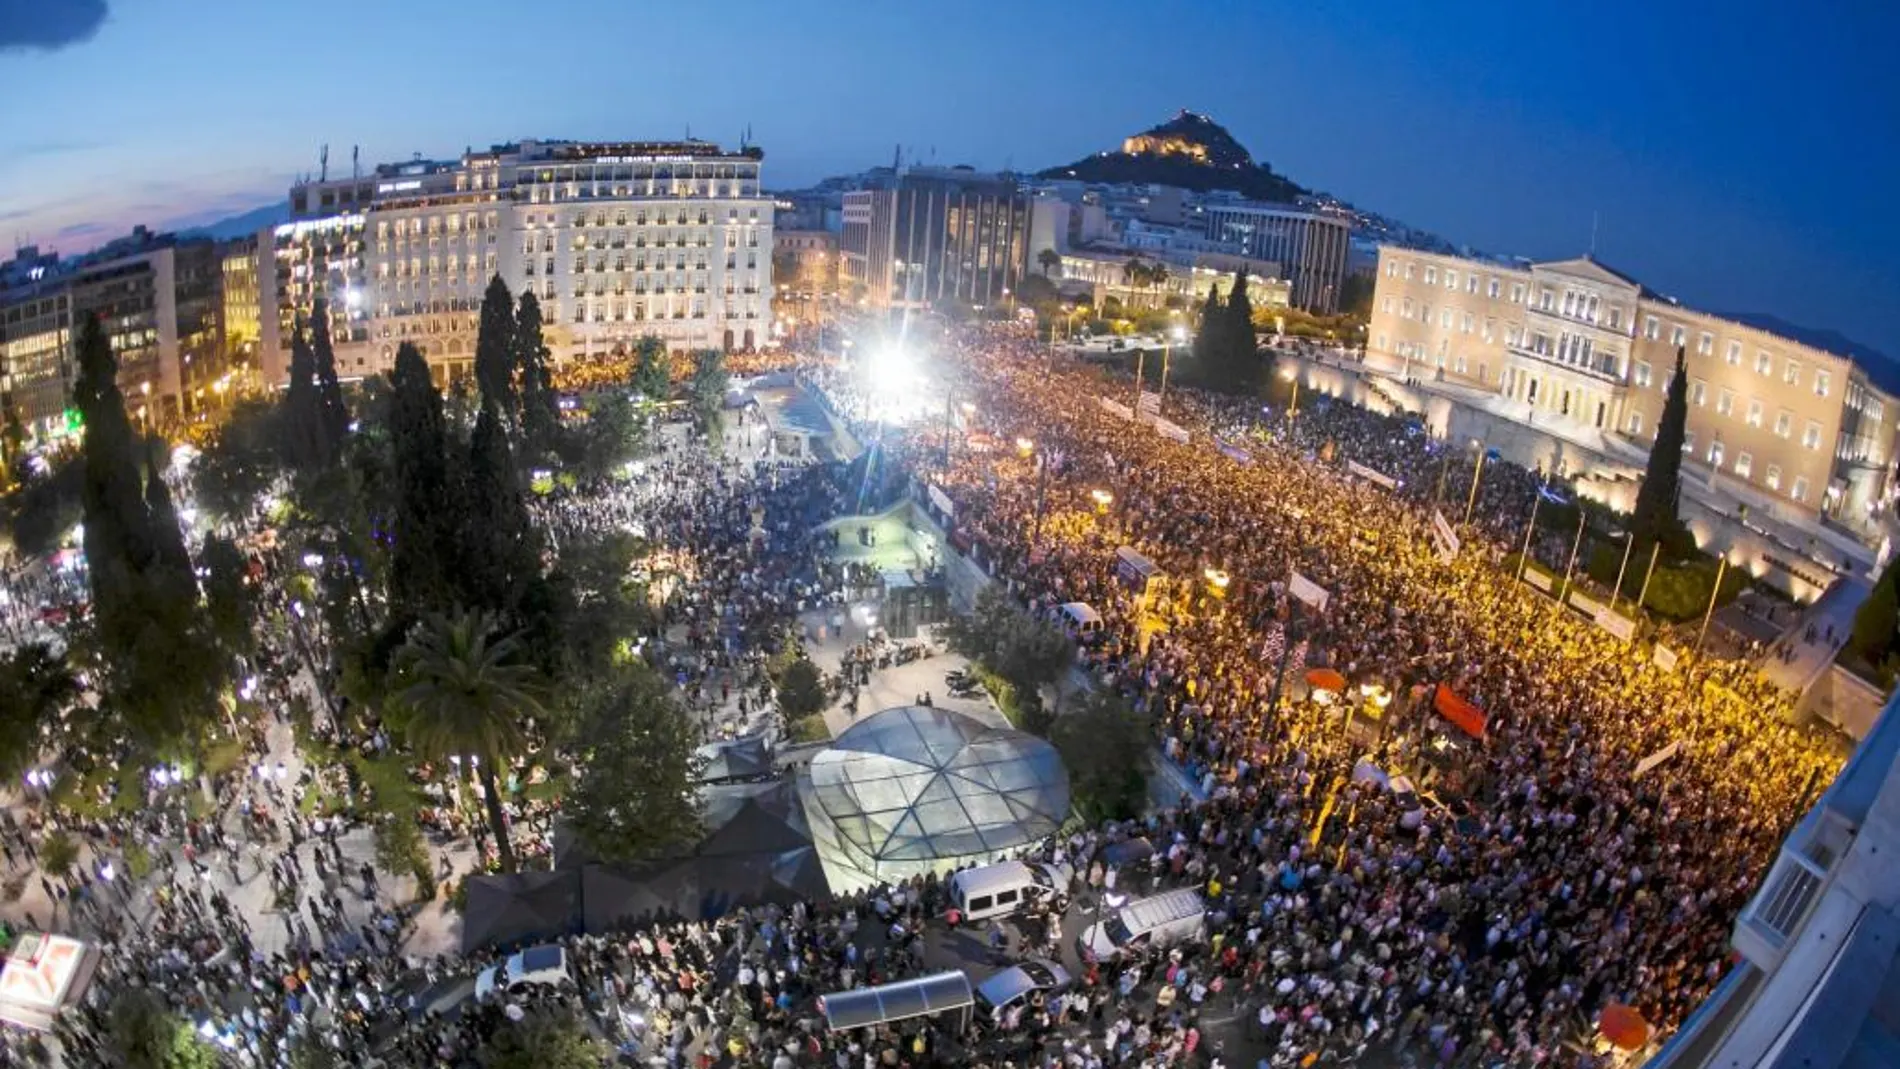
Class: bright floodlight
868,345,915,395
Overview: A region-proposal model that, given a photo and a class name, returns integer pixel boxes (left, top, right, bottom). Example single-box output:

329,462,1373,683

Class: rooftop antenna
319,144,329,183
1589,211,1599,257
893,143,902,172
352,145,360,181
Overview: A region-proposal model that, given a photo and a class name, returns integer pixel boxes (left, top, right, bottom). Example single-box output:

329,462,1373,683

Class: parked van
1077,888,1205,962
950,860,1073,923
1056,602,1105,642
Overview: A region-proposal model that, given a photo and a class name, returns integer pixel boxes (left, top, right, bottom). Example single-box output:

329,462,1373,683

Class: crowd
0,320,1847,1069
919,323,1838,1065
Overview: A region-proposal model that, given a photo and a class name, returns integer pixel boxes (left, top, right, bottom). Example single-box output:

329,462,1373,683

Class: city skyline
2,0,1897,356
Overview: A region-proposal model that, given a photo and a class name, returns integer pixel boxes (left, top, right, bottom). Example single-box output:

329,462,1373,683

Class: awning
1432,686,1487,740
1598,1003,1651,1050
1305,668,1347,693
819,971,973,1032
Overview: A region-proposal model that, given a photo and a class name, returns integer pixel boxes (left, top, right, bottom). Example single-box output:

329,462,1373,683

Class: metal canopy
819,971,973,1032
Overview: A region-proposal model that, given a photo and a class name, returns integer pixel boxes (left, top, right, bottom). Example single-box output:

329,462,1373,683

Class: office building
841,168,1030,310
1202,200,1351,312
270,138,774,384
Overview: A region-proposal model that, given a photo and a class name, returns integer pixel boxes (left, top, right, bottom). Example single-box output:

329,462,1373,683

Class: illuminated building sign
274,214,365,239
376,180,423,194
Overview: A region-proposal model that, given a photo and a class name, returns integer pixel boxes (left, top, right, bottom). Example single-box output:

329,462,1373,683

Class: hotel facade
1365,247,1899,580
265,139,775,385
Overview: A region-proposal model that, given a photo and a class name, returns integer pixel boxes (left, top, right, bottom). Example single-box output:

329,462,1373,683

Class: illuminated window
1776,411,1792,438
1746,400,1762,427
1802,421,1821,450
1784,360,1801,386
1792,476,1809,502
1697,332,1713,355
1765,465,1782,491
1814,370,1830,397
1735,452,1753,478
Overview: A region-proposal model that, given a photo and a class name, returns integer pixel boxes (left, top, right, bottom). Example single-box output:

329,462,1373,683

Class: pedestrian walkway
1760,576,1870,697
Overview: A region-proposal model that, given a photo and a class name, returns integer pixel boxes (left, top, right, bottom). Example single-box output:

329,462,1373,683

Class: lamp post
1559,507,1588,604
1461,442,1487,527
1283,366,1301,424
1608,529,1636,615
1158,322,1187,409
1516,486,1542,583
1695,555,1730,655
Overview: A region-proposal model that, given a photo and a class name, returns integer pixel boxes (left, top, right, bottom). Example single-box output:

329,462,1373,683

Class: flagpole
1609,530,1636,614
1695,556,1728,655
1636,542,1662,617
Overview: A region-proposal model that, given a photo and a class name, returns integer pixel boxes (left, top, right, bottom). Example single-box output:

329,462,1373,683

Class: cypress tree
1632,346,1690,555
1222,270,1260,393
283,319,329,472
388,343,456,616
142,441,194,590
1851,558,1900,673
459,402,539,615
310,298,351,452
514,292,558,451
474,276,518,419
1191,285,1223,379
72,314,154,604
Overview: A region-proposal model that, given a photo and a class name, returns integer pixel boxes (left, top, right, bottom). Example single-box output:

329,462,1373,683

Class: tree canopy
1049,687,1151,821
1631,347,1691,558
563,663,703,864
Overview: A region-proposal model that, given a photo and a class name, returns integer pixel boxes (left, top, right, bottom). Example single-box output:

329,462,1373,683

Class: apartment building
1367,248,1898,543
270,138,773,384
1201,200,1351,313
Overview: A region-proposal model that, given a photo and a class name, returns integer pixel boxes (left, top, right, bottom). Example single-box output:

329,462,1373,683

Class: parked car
975,959,1073,1023
474,945,573,1001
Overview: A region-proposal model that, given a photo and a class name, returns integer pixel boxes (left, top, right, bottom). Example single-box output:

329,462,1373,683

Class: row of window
524,182,759,204
554,207,762,228
376,214,499,238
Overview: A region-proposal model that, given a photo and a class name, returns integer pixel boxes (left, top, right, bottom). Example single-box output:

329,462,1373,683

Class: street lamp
1090,488,1113,513
1282,365,1301,422
1461,440,1488,527
1158,323,1188,409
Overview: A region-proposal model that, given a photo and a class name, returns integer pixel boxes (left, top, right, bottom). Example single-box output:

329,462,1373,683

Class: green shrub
1642,560,1746,620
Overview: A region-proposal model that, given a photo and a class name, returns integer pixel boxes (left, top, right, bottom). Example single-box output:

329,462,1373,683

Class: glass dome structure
799,705,1070,893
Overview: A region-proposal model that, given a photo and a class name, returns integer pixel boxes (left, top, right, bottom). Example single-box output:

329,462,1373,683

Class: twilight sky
2,0,1896,355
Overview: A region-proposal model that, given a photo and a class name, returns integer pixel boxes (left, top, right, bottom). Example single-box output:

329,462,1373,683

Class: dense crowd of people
921,323,1839,1065
0,319,1851,1069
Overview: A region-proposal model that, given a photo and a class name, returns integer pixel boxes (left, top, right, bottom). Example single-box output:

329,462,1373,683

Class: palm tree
392,609,545,872
1037,248,1061,278
1147,262,1170,310
1121,257,1146,291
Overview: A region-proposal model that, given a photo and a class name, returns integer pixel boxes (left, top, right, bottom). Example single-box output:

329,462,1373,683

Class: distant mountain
1036,110,1307,203
1719,311,1900,393
177,202,290,241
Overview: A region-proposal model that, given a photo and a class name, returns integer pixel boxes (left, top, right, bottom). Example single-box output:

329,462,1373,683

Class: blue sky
2,0,1896,355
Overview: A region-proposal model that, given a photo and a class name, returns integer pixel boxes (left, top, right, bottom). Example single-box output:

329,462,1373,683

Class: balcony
1507,343,1623,384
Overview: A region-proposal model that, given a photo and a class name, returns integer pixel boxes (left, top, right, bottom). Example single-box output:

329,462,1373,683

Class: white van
1077,888,1205,962
1056,602,1105,642
950,860,1073,923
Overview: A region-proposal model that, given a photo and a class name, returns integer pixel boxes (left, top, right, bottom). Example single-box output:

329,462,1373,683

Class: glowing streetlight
1090,488,1113,513
1282,365,1301,421
1016,437,1035,458
1203,568,1231,597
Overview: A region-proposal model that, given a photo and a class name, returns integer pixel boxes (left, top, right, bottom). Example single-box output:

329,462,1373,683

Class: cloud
0,0,108,52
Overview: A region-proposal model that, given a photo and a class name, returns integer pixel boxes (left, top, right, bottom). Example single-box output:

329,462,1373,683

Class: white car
474,944,572,1001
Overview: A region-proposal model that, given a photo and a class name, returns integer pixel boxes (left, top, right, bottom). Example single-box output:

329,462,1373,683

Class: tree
514,291,559,455
1851,554,1900,678
199,534,258,662
564,390,647,487
458,404,539,616
73,314,223,755
475,1004,610,1069
282,320,330,473
372,811,431,890
40,830,78,883
7,451,84,557
1049,688,1150,822
387,343,458,618
1190,285,1224,381
563,664,702,863
104,988,218,1069
1631,347,1690,557
391,609,546,873
286,1031,345,1069
1147,262,1170,307
945,587,1072,730
309,298,352,453
776,656,828,724
552,530,656,677
1037,248,1061,278
1218,269,1263,392
631,335,672,401
689,348,729,418
192,396,285,525
0,642,77,783
475,276,519,419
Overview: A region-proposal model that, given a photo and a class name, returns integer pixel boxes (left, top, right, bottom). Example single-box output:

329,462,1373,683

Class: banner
1633,740,1682,779
1432,685,1487,740
1595,608,1636,642
1098,397,1134,420
1430,510,1460,564
1521,568,1553,592
1153,418,1190,444
927,483,955,519
1652,644,1679,671
1217,440,1253,465
1567,591,1604,618
1289,571,1331,613
1137,391,1161,415
1347,461,1399,492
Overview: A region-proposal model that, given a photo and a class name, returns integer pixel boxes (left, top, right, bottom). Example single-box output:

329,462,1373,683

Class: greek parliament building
262,139,774,386
1361,248,1900,598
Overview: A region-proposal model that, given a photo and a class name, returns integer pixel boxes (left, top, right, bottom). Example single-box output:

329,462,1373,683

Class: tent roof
820,971,972,1032
696,735,774,782
460,870,582,954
